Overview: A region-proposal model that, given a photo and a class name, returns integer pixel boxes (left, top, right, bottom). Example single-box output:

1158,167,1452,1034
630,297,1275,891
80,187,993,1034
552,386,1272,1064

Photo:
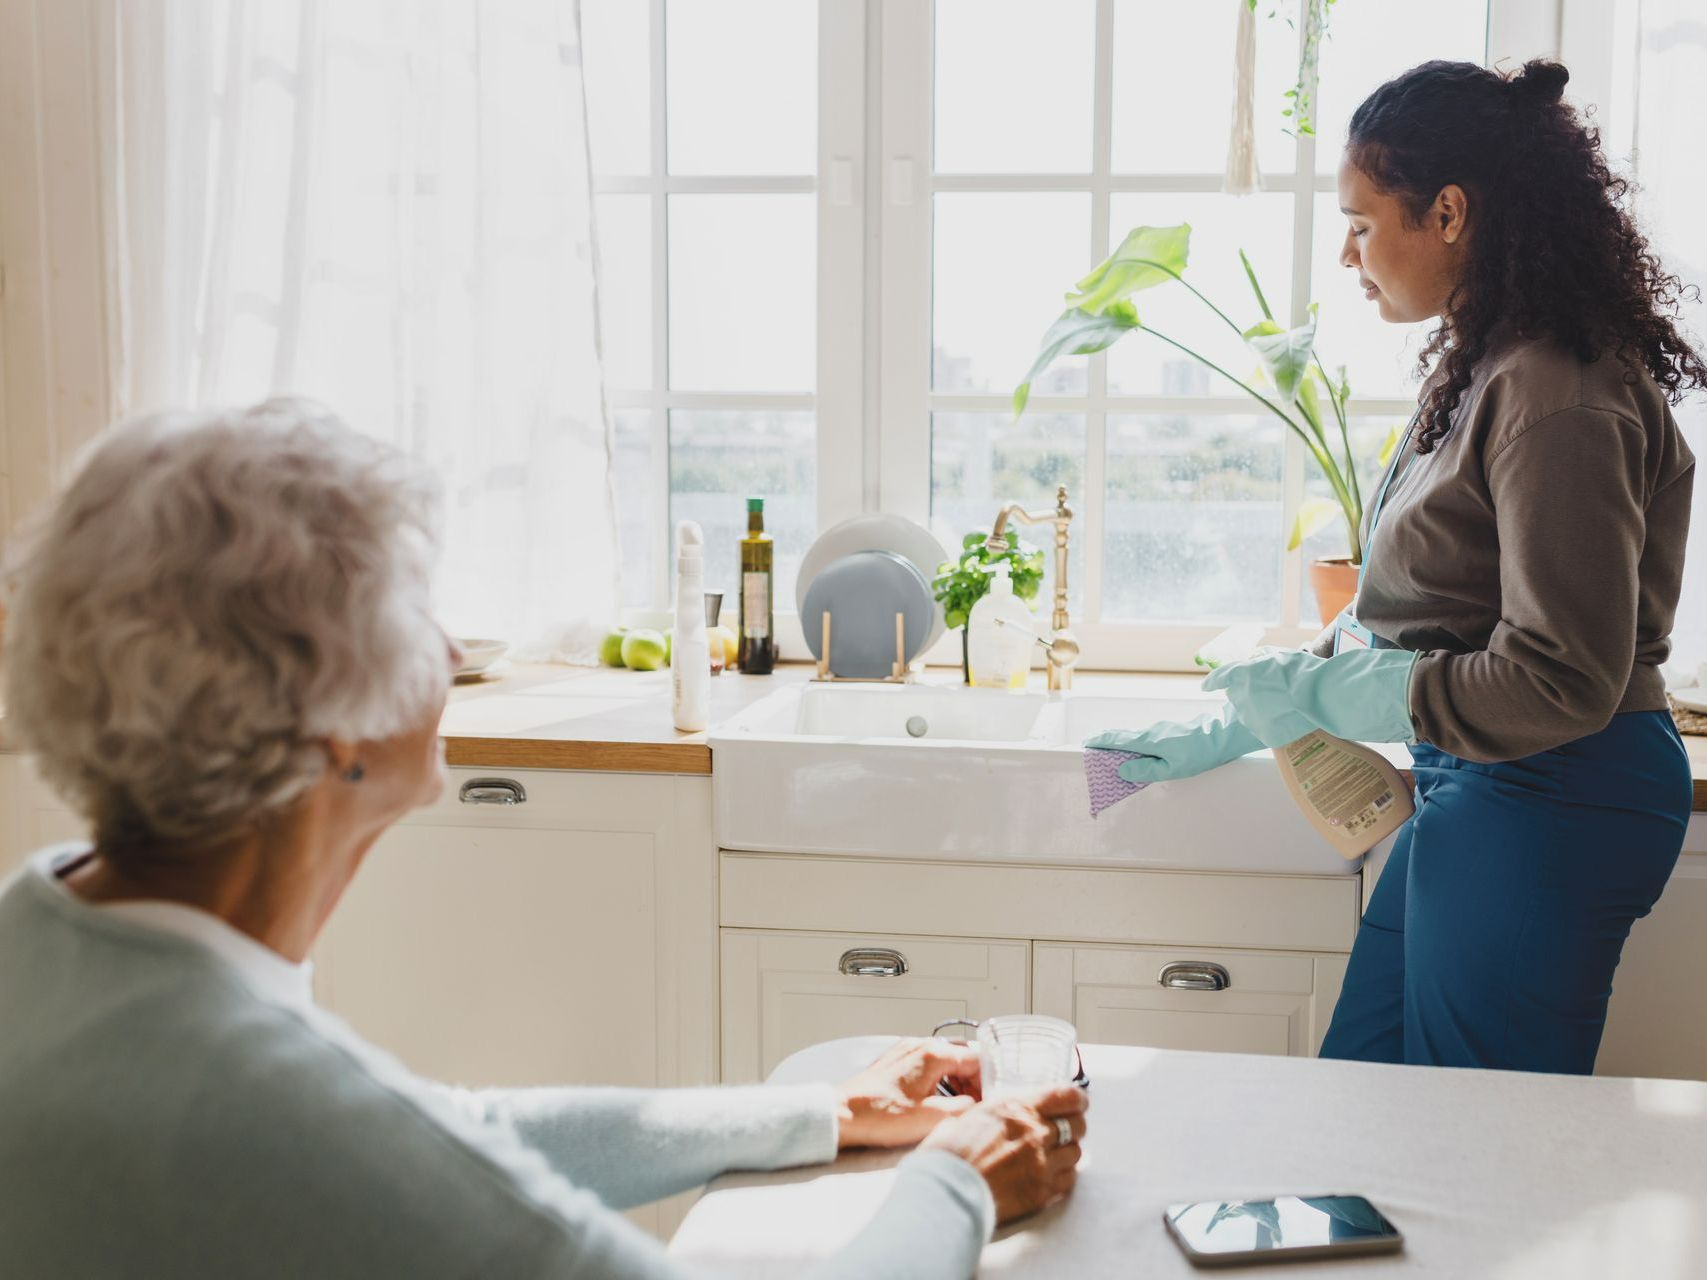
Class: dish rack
812,611,915,684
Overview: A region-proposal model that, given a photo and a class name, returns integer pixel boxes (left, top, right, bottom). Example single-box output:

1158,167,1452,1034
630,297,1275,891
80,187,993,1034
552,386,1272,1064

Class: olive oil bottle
738,496,776,674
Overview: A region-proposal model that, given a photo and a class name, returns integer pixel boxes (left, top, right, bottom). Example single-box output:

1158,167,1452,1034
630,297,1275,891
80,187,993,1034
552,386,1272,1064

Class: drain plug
905,715,929,738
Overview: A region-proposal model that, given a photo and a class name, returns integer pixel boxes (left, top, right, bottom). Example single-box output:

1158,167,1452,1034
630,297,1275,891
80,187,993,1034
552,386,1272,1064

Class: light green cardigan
0,847,993,1277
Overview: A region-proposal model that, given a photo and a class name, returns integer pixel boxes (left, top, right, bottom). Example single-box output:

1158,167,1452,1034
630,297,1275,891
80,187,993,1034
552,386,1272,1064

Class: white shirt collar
34,846,316,1011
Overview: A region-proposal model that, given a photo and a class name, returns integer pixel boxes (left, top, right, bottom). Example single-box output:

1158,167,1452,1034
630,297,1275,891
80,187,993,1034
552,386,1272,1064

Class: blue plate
801,550,937,678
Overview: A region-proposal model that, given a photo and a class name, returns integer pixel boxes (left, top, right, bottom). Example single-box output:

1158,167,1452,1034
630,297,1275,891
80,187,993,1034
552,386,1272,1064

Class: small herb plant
932,531,1045,631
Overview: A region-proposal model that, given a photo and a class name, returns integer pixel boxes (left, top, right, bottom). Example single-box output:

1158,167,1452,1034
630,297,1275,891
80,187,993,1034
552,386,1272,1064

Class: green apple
599,627,629,667
664,628,674,666
621,629,668,672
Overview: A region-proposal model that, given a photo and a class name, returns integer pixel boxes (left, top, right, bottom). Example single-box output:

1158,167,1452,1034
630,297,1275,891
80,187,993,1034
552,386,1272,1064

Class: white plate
796,514,948,650
800,551,936,677
455,638,508,677
1673,686,1707,714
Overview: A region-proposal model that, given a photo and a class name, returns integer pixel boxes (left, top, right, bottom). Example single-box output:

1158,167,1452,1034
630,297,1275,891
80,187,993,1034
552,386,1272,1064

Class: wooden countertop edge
440,737,1707,809
443,735,711,776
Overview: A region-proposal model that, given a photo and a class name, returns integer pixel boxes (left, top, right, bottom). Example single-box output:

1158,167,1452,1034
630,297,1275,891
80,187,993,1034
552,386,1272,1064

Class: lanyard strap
1356,411,1423,594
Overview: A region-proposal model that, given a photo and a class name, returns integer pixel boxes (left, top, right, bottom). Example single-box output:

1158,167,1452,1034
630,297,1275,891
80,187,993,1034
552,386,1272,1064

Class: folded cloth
1085,747,1155,818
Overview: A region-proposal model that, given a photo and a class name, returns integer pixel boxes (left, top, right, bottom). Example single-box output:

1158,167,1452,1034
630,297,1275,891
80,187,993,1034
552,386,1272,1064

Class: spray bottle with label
1198,628,1412,859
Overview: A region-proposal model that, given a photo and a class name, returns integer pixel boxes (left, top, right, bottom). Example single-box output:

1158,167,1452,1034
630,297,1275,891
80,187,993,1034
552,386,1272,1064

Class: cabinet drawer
1034,942,1347,1059
722,853,1359,953
721,930,1030,1083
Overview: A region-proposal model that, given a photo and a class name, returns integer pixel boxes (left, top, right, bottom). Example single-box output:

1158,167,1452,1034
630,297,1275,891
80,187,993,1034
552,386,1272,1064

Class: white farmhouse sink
710,682,1386,875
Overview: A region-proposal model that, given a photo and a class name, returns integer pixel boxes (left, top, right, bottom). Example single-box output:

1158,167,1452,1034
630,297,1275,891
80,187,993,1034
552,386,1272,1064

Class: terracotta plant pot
1309,557,1359,627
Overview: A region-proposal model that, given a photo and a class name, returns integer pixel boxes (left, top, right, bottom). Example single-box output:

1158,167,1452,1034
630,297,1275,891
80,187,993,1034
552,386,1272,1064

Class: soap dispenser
967,561,1034,689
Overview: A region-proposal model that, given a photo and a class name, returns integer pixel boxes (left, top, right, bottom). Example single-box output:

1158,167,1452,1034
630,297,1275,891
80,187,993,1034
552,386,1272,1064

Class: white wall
0,0,113,542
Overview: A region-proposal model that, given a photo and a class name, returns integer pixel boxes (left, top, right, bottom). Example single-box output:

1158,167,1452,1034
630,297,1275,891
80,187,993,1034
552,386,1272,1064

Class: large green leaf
1013,301,1140,417
1241,304,1318,404
1065,224,1191,315
1287,496,1342,551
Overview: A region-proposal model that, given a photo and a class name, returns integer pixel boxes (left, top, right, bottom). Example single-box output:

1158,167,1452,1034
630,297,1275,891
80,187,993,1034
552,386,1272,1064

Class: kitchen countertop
670,1035,1707,1278
12,661,1707,807
434,661,813,775
439,663,1707,810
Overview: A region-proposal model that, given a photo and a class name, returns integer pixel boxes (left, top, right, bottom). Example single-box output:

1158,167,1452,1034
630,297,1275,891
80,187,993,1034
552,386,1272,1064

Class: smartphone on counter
1164,1195,1403,1267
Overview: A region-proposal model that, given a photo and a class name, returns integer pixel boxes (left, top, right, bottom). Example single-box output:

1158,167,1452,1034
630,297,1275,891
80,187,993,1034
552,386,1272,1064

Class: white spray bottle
672,522,710,732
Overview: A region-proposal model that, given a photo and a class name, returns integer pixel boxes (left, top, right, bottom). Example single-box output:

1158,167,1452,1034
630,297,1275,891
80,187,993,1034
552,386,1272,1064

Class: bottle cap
746,497,765,513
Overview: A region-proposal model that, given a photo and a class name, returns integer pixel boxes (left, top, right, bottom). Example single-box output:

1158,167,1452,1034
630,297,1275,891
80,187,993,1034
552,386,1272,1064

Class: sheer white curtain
101,0,619,654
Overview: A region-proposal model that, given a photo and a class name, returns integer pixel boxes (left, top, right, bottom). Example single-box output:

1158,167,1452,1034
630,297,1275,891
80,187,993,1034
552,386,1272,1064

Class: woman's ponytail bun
1510,59,1569,107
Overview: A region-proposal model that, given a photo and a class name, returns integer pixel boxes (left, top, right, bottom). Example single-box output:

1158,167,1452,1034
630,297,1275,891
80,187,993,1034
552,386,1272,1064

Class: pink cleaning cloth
1084,747,1156,818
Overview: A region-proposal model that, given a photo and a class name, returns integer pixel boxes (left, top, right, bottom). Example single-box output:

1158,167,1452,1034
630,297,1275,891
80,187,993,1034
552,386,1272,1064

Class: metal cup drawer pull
458,778,528,806
1158,961,1231,991
838,947,909,977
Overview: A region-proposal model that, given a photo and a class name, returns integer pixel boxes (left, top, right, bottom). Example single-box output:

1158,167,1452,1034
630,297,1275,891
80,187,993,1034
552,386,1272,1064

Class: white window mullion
1083,0,1115,627
816,0,866,532
876,0,934,527
1279,9,1319,632
648,0,670,608
1487,0,1563,68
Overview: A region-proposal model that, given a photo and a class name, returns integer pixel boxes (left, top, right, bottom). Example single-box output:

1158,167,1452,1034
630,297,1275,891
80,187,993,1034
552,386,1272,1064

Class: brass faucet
987,485,1080,691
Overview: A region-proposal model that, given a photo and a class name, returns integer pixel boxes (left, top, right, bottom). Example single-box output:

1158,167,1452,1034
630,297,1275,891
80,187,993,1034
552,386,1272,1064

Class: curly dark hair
1347,58,1707,453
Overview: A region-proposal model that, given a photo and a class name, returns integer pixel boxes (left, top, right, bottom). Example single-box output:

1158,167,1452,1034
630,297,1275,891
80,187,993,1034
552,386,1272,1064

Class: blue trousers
1319,711,1691,1073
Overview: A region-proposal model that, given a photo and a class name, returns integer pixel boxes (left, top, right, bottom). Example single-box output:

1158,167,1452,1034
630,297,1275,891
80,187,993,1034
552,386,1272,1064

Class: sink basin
710,682,1386,875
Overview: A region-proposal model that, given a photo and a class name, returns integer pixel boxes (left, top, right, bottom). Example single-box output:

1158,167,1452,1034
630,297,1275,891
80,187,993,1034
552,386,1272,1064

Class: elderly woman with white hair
0,399,1087,1278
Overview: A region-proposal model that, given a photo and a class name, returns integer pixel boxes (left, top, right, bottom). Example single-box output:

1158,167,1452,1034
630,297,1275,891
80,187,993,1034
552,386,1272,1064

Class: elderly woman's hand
921,1084,1088,1224
834,1038,983,1149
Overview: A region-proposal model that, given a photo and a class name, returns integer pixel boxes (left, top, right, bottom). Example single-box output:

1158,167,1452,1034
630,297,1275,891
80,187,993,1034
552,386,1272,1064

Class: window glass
1110,0,1297,176
933,193,1091,394
931,411,1087,617
670,410,816,613
669,194,816,392
666,0,816,175
1103,414,1283,621
935,0,1095,174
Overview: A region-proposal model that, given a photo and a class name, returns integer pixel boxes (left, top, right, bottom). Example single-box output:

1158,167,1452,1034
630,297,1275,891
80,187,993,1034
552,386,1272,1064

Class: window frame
878,0,1560,671
592,0,866,647
596,0,1567,669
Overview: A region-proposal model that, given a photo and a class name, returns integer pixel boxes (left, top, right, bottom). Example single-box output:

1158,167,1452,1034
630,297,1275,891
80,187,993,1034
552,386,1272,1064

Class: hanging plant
1250,0,1336,138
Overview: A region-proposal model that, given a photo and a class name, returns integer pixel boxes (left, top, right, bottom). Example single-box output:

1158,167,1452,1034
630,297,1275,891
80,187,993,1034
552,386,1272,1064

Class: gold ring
1054,1117,1074,1148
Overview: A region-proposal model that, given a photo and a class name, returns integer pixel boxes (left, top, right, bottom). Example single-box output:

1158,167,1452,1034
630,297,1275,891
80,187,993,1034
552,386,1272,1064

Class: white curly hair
1,398,448,850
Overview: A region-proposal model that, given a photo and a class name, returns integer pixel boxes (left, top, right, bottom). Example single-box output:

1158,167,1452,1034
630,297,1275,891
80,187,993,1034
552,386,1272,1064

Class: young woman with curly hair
1094,59,1706,1074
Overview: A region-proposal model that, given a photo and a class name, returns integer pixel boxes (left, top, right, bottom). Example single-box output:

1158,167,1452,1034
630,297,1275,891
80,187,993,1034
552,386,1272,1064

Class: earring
343,763,365,783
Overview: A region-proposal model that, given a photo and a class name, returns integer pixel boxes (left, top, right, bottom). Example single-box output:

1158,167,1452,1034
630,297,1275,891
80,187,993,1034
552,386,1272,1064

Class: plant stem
1118,260,1247,340
1314,351,1363,517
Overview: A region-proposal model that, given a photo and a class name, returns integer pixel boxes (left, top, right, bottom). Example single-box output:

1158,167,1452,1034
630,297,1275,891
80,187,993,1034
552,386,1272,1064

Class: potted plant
932,532,1047,683
1013,223,1402,626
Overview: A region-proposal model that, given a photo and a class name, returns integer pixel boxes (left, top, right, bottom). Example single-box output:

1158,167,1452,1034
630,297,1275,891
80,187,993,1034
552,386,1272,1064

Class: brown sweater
1316,332,1694,762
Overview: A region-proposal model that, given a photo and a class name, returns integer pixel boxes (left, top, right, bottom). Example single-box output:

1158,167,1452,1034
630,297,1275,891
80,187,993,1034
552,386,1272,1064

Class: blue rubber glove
1084,703,1265,784
1201,647,1419,747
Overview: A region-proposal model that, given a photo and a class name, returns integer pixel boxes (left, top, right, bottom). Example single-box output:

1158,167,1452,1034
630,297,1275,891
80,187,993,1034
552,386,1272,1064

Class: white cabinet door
1599,851,1707,1081
315,768,718,1241
1033,942,1348,1058
721,929,1030,1083
316,768,717,1095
